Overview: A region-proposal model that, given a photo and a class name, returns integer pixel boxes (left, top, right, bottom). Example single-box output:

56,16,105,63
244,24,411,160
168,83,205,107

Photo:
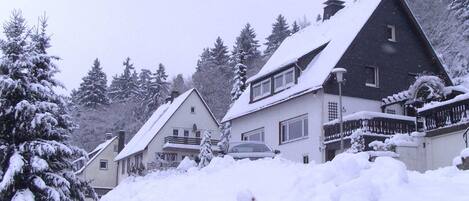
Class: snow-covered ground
101,153,469,201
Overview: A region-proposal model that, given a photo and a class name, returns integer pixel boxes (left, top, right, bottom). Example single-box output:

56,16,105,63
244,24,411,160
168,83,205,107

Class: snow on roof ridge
223,0,382,122
115,89,195,161
418,93,469,113
76,136,117,174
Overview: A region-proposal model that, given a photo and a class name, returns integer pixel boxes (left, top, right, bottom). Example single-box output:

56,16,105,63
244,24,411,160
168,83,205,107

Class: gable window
173,129,179,136
387,25,396,42
184,130,189,137
100,159,108,170
365,66,379,87
242,128,265,142
328,102,338,121
274,68,295,92
280,115,308,144
190,106,195,114
252,79,271,101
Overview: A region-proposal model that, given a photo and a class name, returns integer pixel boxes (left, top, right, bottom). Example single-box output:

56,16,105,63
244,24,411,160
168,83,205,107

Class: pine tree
198,130,213,168
0,12,96,200
108,57,139,101
170,74,188,94
217,122,231,155
232,23,262,76
264,14,290,57
137,69,152,100
291,21,300,34
230,50,247,102
211,37,230,66
76,58,109,108
141,63,169,119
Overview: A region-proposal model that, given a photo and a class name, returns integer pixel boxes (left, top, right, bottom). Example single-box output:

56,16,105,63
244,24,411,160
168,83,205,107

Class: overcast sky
0,0,323,94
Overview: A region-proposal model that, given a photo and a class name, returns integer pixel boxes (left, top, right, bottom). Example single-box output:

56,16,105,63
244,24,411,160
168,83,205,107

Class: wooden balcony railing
323,112,416,142
164,136,219,146
418,96,469,131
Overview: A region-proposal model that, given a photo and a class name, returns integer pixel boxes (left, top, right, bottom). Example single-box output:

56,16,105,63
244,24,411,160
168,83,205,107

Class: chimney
105,133,113,140
323,0,345,21
166,91,180,103
118,130,125,153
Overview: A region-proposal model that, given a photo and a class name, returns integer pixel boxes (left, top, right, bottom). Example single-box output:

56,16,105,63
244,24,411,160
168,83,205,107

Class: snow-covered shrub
177,156,196,171
198,130,214,168
348,129,365,153
369,133,418,152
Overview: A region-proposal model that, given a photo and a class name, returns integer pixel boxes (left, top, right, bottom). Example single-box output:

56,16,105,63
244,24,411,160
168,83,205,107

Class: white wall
117,91,219,183
425,130,467,170
322,94,383,122
79,138,119,188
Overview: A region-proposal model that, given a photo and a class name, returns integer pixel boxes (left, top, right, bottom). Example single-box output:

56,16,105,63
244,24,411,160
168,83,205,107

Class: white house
75,132,124,198
114,88,220,183
222,0,453,164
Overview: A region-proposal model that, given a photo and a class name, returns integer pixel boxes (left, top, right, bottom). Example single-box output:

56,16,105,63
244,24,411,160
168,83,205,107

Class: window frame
241,128,265,142
387,24,397,42
280,114,308,144
172,129,179,136
274,68,295,92
184,130,189,137
99,159,108,170
365,66,379,88
252,78,271,101
328,102,338,122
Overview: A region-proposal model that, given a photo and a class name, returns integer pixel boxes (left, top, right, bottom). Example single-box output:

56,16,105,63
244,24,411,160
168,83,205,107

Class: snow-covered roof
115,89,217,161
418,93,469,113
75,136,117,174
323,111,415,126
382,90,412,106
223,0,382,122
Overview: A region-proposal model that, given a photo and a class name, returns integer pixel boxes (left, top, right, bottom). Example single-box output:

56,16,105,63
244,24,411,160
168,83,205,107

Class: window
386,109,396,114
303,155,309,164
242,128,265,142
252,79,271,100
195,131,201,138
173,129,179,136
190,106,195,114
365,66,379,87
274,68,295,92
387,25,396,42
328,102,338,121
280,115,308,143
100,159,108,170
184,130,189,137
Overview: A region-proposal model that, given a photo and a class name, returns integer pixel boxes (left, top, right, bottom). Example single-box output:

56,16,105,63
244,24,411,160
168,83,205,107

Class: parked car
226,141,280,160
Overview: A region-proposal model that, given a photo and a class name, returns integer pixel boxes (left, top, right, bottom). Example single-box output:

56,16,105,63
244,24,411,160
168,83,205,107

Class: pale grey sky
0,0,323,94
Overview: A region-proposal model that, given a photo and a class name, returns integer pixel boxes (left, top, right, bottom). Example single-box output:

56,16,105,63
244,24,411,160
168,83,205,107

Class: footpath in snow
101,153,469,201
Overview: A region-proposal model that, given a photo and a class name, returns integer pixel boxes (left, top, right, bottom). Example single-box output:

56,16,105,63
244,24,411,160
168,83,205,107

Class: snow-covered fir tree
217,122,231,155
264,15,290,57
141,63,169,119
108,57,140,101
291,21,300,34
137,69,152,101
76,58,109,108
264,14,291,57
348,129,365,153
170,74,188,94
0,12,96,200
232,23,262,76
230,50,247,102
198,130,213,168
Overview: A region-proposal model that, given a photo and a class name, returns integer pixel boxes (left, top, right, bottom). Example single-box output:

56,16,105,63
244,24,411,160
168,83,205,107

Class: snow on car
226,141,279,160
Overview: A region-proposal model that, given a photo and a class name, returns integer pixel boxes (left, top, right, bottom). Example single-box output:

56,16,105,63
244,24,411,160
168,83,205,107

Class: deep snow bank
101,153,469,201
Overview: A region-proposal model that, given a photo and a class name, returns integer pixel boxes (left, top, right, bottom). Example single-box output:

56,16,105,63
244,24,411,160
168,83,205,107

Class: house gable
323,0,452,100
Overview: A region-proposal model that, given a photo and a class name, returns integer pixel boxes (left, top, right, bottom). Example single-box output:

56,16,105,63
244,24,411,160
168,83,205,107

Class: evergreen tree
108,57,139,101
198,130,213,168
137,69,152,100
232,23,262,76
76,58,109,108
264,14,290,56
291,21,300,34
298,15,312,29
0,12,96,200
141,63,169,119
170,74,188,94
210,37,230,66
217,122,231,155
348,129,365,153
230,50,247,102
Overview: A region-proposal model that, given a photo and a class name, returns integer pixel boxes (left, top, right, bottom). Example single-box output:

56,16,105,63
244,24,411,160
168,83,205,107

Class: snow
115,89,195,161
0,151,25,192
12,189,35,201
419,93,469,112
223,0,382,122
101,153,469,201
176,157,196,171
324,111,415,126
460,148,469,158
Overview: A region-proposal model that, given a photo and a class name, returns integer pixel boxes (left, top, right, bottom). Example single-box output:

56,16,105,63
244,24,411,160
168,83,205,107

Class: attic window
190,106,195,114
387,25,396,42
274,68,295,92
365,66,379,87
99,160,108,170
252,79,271,101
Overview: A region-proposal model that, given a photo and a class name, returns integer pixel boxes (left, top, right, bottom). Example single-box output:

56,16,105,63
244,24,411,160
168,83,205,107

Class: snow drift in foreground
101,153,469,201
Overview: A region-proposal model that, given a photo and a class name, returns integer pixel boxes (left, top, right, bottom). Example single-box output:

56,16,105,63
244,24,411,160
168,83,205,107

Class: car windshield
229,143,271,153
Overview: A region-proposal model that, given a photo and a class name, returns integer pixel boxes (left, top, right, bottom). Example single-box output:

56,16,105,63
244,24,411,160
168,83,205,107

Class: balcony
163,136,220,151
418,94,469,131
323,111,416,143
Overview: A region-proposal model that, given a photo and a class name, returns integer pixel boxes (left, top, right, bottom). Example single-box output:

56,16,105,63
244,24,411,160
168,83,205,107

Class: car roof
229,141,268,145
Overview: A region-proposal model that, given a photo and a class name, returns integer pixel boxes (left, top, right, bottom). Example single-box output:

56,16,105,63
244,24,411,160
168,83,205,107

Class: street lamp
331,68,347,152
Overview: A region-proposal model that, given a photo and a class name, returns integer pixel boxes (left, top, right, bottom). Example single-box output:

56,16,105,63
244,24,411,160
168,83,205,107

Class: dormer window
252,79,271,101
274,68,295,92
387,25,396,42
